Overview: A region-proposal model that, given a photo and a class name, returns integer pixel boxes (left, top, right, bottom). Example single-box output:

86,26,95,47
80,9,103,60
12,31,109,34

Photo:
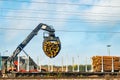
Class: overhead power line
0,0,120,8
0,15,119,20
0,28,32,30
0,18,120,23
0,15,120,23
57,30,120,33
1,8,120,15
0,18,119,24
0,27,120,33
1,8,120,17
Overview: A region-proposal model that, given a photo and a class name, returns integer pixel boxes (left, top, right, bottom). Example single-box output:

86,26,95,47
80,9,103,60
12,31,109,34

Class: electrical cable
1,8,120,17
0,8,118,15
0,27,120,33
0,1,120,32
0,18,119,23
0,0,120,8
0,15,120,22
0,15,119,22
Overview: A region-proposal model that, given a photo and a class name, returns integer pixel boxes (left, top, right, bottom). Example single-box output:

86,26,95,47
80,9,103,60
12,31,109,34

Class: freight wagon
92,56,120,72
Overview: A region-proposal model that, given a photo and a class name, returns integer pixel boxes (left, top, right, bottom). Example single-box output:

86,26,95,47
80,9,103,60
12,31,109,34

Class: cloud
81,0,120,25
4,0,79,41
4,0,51,41
0,1,2,5
50,0,79,28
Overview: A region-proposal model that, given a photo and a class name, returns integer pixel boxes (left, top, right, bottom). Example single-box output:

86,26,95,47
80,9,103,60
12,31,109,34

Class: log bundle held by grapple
92,56,120,72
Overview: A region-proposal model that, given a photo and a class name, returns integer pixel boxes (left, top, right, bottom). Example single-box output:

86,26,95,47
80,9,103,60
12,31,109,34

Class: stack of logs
92,56,120,72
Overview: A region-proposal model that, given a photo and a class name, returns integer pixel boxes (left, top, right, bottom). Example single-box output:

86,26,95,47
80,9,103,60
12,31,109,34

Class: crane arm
2,23,61,75
7,23,56,62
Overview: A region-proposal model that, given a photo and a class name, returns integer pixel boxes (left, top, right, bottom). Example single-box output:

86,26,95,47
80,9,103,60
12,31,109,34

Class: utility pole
0,52,2,70
62,56,63,72
72,57,74,72
39,58,41,72
85,57,88,72
66,56,68,72
77,56,79,72
18,54,20,72
107,45,111,56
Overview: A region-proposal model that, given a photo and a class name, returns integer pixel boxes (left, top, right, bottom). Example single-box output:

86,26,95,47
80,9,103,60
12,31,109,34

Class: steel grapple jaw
43,32,61,58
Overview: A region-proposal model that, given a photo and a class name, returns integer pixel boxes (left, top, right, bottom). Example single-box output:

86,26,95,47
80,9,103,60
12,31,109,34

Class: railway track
1,72,120,79
0,77,120,80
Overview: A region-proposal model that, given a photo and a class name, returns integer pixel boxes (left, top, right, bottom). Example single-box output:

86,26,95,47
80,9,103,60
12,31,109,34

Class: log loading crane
2,23,61,77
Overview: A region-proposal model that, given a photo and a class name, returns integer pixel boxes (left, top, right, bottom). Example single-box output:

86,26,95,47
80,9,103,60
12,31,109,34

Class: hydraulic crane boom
3,23,61,74
7,23,55,62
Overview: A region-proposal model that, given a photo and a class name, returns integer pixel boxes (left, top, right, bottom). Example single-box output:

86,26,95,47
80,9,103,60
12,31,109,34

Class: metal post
91,57,93,72
39,64,41,72
66,55,68,72
48,61,50,72
26,56,29,72
85,57,87,72
37,57,39,71
50,58,53,72
77,56,79,72
51,65,53,72
0,52,2,70
39,58,41,72
66,65,68,72
107,45,111,56
112,57,114,72
62,56,63,72
101,56,104,72
18,55,20,72
72,57,74,72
